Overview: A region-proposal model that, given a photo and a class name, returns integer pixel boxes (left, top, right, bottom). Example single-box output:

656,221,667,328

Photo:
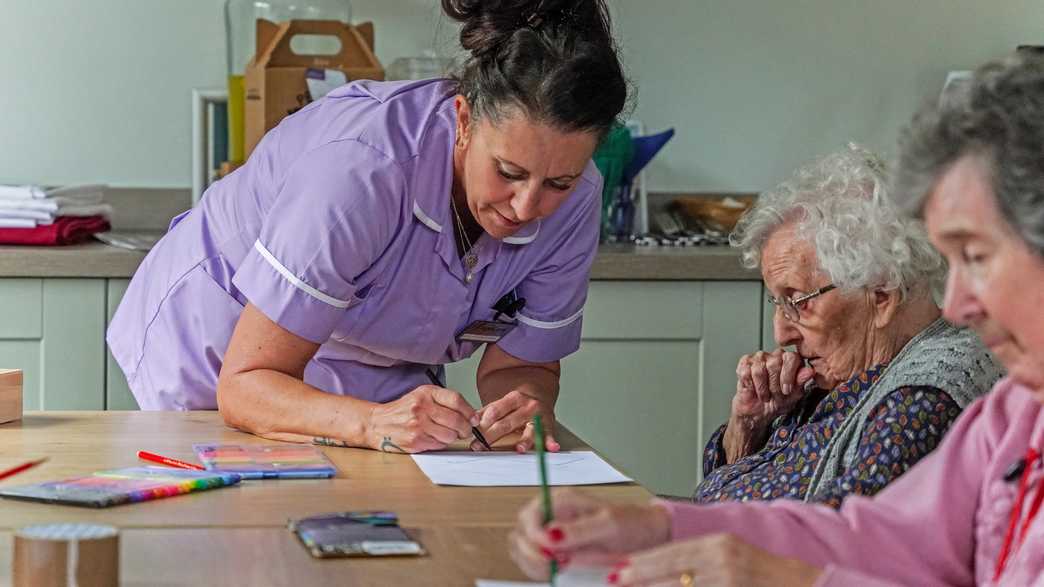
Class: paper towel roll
13,523,119,587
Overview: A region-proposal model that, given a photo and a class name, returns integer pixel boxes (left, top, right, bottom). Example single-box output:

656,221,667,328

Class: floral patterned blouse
694,364,962,508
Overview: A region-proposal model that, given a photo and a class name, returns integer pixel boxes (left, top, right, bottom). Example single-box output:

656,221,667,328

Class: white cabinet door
0,278,106,410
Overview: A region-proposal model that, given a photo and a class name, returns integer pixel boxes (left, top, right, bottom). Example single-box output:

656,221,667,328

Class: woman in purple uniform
108,0,627,454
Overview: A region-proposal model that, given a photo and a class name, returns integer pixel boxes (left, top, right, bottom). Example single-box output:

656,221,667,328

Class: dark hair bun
443,0,627,136
442,0,611,58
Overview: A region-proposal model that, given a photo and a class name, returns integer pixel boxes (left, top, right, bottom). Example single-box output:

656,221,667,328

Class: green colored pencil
533,414,557,585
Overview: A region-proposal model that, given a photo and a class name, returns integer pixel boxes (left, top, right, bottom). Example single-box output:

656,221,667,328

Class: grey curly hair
892,52,1044,256
730,144,945,300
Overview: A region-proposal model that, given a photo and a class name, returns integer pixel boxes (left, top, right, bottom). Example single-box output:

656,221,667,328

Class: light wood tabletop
0,527,530,587
0,412,651,584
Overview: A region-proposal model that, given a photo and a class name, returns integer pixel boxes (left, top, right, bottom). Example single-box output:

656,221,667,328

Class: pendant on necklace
463,249,478,283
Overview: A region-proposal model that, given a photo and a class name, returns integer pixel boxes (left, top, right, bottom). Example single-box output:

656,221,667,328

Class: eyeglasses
767,284,837,322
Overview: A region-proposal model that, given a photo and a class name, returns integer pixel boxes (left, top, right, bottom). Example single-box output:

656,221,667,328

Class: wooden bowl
671,195,755,232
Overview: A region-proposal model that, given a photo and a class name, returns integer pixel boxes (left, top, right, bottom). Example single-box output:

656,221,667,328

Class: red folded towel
0,215,111,246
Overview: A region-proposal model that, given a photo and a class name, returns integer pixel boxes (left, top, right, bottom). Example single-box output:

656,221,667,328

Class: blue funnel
623,128,675,184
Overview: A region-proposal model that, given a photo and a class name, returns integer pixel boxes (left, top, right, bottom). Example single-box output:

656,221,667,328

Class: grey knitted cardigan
803,317,1004,501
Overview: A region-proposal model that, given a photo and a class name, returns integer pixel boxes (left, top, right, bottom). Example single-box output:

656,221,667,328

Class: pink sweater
664,377,1044,586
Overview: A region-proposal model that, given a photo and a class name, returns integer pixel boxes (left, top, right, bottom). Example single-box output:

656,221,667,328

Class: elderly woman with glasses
509,52,1044,587
691,144,1001,508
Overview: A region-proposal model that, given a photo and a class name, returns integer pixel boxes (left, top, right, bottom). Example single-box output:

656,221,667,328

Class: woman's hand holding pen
473,390,559,453
509,488,672,580
367,384,476,453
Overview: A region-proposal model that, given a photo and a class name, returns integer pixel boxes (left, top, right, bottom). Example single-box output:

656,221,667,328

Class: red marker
0,457,48,481
137,450,205,471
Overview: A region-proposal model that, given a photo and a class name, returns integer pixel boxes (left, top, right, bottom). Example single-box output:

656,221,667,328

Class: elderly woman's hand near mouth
724,349,816,464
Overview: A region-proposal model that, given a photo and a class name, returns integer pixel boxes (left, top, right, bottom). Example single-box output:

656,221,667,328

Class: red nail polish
548,527,564,543
612,559,629,570
607,571,619,585
540,546,554,559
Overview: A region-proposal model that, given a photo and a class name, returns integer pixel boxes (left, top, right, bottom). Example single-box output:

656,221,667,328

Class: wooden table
0,412,651,585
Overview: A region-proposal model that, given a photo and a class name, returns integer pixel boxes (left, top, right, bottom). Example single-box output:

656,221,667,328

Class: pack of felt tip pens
0,466,241,508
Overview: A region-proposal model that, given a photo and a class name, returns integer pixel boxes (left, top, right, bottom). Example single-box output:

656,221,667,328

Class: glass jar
385,52,456,82
224,0,353,164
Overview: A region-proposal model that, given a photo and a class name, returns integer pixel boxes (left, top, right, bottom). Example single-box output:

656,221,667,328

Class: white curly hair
730,143,945,301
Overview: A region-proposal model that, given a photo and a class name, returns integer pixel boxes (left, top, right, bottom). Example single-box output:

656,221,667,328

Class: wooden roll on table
13,523,119,587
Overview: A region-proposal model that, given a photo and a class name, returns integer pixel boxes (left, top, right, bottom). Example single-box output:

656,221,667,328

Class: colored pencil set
0,443,336,508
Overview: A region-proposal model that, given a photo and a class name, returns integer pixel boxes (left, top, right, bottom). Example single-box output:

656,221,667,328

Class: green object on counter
592,124,634,240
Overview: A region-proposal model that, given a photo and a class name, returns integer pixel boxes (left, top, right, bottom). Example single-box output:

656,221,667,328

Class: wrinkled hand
612,533,823,587
473,390,558,453
732,349,816,427
509,488,672,580
367,384,476,453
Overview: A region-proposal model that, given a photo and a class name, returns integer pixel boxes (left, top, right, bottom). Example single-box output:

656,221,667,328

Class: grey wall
615,0,1044,192
2,1,1043,192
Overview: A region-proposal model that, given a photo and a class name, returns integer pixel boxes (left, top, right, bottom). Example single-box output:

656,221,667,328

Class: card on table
289,511,425,558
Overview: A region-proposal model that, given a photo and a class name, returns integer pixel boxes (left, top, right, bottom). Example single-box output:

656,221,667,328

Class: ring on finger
679,571,695,587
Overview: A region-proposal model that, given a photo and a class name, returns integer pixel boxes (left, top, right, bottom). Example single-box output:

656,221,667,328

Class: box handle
255,19,379,69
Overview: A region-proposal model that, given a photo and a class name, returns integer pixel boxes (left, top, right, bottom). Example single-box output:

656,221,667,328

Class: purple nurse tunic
107,79,602,410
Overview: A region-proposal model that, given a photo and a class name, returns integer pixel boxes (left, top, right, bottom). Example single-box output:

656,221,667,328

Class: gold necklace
450,194,479,283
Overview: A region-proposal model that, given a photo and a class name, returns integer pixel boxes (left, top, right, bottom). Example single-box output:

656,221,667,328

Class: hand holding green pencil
508,466,673,581
533,414,558,584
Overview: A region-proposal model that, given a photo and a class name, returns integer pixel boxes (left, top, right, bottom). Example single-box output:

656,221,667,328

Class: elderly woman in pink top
107,0,627,454
510,52,1044,586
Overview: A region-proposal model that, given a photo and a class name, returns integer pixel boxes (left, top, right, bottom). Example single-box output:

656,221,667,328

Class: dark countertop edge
0,242,761,281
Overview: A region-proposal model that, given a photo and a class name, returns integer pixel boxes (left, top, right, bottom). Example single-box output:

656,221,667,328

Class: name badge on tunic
457,320,518,343
456,291,526,344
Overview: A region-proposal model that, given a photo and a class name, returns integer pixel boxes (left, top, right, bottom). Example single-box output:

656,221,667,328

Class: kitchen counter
0,240,760,281
591,243,758,280
0,241,148,278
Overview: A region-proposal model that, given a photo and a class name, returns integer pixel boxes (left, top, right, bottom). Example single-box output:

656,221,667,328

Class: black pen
425,368,493,451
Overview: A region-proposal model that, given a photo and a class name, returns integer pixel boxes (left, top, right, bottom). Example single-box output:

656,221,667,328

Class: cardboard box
244,19,384,158
0,369,22,424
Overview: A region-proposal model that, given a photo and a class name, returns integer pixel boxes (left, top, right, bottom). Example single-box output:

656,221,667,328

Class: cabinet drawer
580,281,702,340
0,279,42,339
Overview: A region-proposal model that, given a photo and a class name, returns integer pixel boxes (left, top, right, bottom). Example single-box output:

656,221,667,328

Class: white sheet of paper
477,566,610,586
411,451,631,486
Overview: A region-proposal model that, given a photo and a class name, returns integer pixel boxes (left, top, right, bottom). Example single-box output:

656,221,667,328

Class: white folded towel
0,202,111,225
0,184,106,201
0,199,59,212
0,184,111,229
0,208,54,221
0,218,36,228
0,186,46,200
0,193,104,206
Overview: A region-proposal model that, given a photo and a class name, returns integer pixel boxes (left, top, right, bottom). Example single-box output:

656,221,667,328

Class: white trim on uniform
252,240,352,308
412,202,443,232
515,307,584,329
503,220,540,244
